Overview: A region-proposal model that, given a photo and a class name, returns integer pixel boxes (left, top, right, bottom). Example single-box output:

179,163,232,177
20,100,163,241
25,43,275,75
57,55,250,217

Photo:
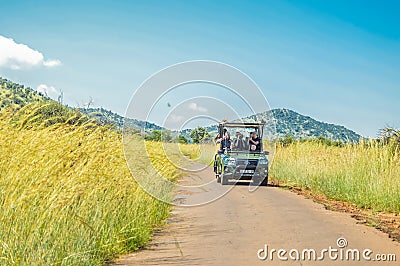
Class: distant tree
190,127,211,144
379,127,400,151
178,135,188,144
281,134,295,146
85,97,94,109
314,135,344,147
145,130,173,142
57,90,63,104
316,135,329,145
380,127,400,143
161,130,173,142
145,130,162,141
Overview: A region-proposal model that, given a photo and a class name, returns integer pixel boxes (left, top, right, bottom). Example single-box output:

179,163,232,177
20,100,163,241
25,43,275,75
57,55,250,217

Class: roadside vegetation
179,142,216,166
0,103,181,265
270,135,400,214
144,129,188,143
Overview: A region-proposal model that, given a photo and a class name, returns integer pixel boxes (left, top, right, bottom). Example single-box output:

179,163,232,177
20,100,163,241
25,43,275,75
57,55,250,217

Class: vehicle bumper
224,166,268,180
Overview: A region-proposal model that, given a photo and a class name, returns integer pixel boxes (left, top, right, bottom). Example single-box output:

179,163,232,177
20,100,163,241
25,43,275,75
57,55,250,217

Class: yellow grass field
0,106,182,265
270,140,400,213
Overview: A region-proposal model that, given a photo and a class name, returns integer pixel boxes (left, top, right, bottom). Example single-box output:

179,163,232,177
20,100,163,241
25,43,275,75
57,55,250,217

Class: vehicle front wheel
221,174,229,185
252,175,268,187
261,176,268,186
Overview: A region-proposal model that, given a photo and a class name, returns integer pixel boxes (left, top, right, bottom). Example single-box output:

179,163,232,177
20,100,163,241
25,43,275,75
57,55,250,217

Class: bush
177,135,188,144
280,134,294,146
145,130,173,142
379,127,400,152
190,127,211,144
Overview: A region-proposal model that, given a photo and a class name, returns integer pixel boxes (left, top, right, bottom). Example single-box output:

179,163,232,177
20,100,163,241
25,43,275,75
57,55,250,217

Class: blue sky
0,0,399,137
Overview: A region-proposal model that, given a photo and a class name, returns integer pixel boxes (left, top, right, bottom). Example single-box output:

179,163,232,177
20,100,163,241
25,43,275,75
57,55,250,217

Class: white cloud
37,84,59,99
169,114,184,123
188,102,208,112
43,59,62,67
0,35,61,69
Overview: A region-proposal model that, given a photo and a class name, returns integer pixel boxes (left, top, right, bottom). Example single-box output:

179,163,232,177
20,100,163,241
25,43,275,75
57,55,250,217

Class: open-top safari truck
213,121,269,186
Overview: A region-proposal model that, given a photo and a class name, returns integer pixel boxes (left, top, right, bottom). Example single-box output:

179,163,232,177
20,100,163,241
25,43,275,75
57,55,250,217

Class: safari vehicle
213,121,269,186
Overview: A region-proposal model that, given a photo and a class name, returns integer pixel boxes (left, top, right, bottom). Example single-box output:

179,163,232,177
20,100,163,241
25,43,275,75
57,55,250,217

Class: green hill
0,77,49,110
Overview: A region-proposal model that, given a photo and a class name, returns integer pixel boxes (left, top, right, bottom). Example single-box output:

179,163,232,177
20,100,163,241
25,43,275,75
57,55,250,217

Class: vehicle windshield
224,126,262,153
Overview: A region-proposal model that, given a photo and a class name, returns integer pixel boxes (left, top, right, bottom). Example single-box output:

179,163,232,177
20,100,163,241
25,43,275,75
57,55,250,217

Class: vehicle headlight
226,158,236,166
259,159,268,165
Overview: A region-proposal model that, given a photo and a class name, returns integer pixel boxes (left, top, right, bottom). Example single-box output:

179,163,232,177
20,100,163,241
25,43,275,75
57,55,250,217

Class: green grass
270,140,400,213
0,105,180,265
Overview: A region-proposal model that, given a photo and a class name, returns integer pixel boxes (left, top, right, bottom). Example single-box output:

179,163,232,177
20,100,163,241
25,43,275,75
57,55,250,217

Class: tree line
145,126,211,144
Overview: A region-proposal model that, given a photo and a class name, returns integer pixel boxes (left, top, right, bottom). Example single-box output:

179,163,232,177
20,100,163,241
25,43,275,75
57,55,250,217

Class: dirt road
113,165,400,265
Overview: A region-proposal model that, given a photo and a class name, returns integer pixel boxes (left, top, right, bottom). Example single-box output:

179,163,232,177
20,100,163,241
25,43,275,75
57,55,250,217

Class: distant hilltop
243,108,361,143
81,107,361,143
178,108,361,143
0,77,361,142
79,107,163,133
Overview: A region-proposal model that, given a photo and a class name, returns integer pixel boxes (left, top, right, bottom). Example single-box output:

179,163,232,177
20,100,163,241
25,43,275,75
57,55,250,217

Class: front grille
236,159,258,167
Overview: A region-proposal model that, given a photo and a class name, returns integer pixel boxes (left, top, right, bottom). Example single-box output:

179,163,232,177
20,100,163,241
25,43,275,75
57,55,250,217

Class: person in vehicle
249,131,261,151
232,131,246,151
244,136,250,151
215,128,231,151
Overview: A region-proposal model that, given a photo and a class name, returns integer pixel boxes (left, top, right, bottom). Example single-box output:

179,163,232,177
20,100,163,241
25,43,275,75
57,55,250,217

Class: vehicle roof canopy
219,121,265,128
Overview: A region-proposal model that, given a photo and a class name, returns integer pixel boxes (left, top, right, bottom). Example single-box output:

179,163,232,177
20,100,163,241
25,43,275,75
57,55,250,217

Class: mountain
79,107,163,132
241,109,361,142
0,77,361,142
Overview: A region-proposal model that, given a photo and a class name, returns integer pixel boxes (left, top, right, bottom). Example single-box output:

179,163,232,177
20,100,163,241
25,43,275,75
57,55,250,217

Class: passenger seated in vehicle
215,128,231,151
232,132,246,151
244,136,250,150
249,132,261,151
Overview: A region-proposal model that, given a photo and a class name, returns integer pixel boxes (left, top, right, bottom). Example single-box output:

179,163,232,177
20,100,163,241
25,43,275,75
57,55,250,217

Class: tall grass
270,140,400,213
178,143,216,166
0,105,180,265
